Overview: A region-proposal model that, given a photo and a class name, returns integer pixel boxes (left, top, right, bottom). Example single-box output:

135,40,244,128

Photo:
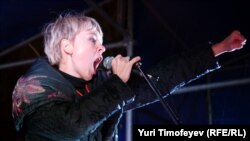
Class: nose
97,44,106,54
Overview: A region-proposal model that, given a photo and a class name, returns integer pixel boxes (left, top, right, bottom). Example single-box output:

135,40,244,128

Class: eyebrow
88,31,97,37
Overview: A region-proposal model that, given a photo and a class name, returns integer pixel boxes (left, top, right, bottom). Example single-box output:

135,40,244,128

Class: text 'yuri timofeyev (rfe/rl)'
136,128,246,139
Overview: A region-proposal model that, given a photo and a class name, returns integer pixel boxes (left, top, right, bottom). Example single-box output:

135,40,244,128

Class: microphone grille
103,56,114,70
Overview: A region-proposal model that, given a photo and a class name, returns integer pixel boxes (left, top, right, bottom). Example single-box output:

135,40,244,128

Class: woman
12,12,246,141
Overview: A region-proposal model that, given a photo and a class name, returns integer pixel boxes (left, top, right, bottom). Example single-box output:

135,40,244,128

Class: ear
61,39,73,54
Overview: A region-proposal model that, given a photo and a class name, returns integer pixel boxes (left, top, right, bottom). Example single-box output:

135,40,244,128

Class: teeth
94,57,102,70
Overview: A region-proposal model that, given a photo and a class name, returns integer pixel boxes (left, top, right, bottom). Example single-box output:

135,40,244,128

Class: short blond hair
43,12,103,65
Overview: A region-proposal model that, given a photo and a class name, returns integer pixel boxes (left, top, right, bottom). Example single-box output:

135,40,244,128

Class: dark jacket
12,46,220,141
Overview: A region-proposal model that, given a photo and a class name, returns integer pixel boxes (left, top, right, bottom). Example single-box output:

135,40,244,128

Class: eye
89,37,97,44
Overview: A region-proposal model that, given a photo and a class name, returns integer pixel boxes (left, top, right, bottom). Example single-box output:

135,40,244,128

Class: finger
129,56,141,66
124,56,130,62
115,54,122,59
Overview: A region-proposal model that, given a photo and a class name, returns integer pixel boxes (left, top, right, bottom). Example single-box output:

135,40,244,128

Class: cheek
72,44,96,66
73,45,87,59
74,51,88,65
73,48,92,67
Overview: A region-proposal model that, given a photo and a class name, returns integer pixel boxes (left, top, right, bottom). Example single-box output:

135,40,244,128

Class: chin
84,75,93,81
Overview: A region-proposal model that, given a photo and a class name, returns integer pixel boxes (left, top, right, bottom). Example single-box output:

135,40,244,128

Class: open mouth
93,57,103,71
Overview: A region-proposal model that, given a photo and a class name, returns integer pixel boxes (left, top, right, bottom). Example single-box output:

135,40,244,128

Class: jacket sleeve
124,46,221,111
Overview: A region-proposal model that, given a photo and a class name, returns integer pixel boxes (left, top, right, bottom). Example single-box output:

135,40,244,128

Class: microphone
103,56,114,70
103,56,142,76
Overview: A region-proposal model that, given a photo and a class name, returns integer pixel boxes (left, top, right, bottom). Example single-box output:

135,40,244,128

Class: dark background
1,0,250,140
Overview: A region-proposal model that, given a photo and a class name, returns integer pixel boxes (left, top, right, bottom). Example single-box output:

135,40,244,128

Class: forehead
80,21,100,34
78,28,103,43
78,19,103,43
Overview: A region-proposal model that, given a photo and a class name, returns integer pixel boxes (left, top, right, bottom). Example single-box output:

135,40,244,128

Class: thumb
129,56,141,66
